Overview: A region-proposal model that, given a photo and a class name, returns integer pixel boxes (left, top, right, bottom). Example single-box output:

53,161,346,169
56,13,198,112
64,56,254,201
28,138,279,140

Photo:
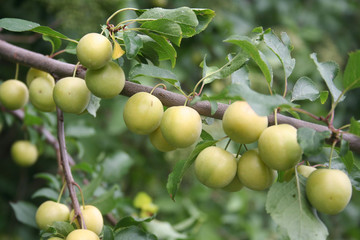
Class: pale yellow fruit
69,205,103,235
0,79,29,110
222,101,268,144
77,33,112,70
66,229,99,240
149,127,176,152
123,92,163,135
53,77,91,114
297,165,316,178
195,146,237,188
160,106,202,148
11,140,38,167
29,77,56,112
26,67,54,86
35,201,70,230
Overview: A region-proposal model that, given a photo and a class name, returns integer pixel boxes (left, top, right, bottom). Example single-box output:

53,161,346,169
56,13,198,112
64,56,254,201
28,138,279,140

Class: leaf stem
328,140,337,169
73,62,80,77
274,108,278,125
236,144,243,158
224,138,231,150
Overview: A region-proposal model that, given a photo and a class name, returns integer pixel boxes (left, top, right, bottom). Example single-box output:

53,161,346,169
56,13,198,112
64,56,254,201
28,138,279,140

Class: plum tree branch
1,39,360,154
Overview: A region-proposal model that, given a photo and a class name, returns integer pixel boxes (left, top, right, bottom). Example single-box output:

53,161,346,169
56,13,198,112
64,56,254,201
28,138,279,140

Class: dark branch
1,39,360,154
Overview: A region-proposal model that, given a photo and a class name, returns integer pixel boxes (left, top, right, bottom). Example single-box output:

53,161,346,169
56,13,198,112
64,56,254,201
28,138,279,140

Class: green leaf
192,9,215,35
86,94,101,117
310,53,343,102
297,128,331,156
90,185,119,214
225,36,273,86
81,172,103,200
129,64,181,91
48,221,75,237
64,41,77,55
200,129,214,141
339,138,349,157
201,56,220,84
349,117,360,136
65,124,96,138
32,26,70,40
114,215,155,231
34,173,61,190
115,226,157,240
145,220,188,239
137,7,198,38
0,18,39,32
341,150,354,173
226,78,296,116
103,225,115,240
123,31,143,59
43,35,62,55
343,50,360,90
319,91,329,104
31,187,59,201
291,77,319,102
166,140,217,200
141,32,177,67
263,31,295,78
266,177,329,240
10,201,37,228
140,19,182,46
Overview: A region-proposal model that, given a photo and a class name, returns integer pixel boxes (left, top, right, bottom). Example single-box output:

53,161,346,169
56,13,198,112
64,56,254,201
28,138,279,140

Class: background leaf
291,77,319,102
0,18,39,31
343,50,360,90
10,201,37,228
115,226,157,240
123,31,143,59
114,215,155,230
266,176,329,240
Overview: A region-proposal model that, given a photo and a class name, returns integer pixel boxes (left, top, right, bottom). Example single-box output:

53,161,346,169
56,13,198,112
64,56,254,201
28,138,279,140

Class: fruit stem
282,75,288,98
14,62,19,80
150,83,167,95
73,181,86,209
73,62,80,78
274,108,278,125
236,144,243,158
106,7,138,26
224,138,231,150
57,181,67,203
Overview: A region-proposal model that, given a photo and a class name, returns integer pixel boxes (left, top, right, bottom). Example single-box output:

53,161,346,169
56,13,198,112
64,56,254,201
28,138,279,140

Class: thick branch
1,39,360,154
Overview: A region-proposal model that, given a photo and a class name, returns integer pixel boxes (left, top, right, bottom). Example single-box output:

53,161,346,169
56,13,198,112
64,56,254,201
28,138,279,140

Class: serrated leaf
297,128,331,156
192,9,215,35
343,50,360,90
129,64,181,91
319,91,329,104
86,94,101,117
266,177,329,240
103,225,115,240
114,215,155,231
341,150,354,173
31,187,59,201
115,226,157,240
140,19,182,46
226,78,296,116
349,117,360,136
49,221,74,237
291,77,319,102
0,18,39,31
10,201,37,228
123,31,143,59
264,31,295,79
310,53,343,102
137,7,198,38
225,36,273,86
166,140,217,200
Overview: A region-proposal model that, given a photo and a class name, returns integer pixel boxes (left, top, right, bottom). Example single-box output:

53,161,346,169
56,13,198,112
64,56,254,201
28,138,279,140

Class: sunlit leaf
264,31,295,78
310,53,343,102
266,177,329,240
111,34,125,60
291,77,319,102
140,19,182,46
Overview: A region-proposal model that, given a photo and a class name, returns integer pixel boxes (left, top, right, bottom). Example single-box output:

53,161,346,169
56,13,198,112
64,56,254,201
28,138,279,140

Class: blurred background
1,0,360,239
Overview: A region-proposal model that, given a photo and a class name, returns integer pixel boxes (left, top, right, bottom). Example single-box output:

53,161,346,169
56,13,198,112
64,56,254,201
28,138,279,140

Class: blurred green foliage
1,0,360,239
